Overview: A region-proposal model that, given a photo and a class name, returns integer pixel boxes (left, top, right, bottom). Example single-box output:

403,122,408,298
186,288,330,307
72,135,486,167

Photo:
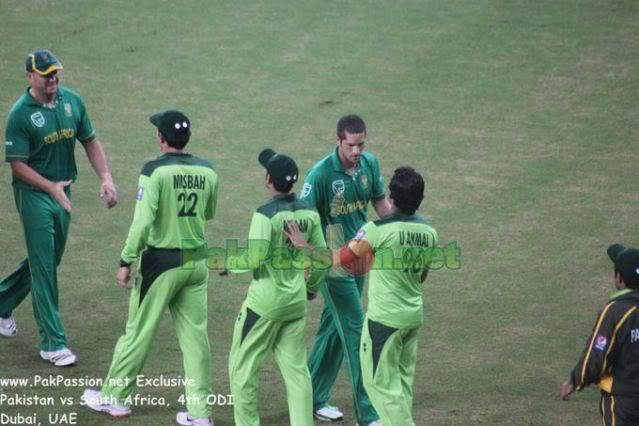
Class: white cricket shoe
176,411,214,426
314,405,344,421
82,389,131,417
0,314,17,337
39,347,77,367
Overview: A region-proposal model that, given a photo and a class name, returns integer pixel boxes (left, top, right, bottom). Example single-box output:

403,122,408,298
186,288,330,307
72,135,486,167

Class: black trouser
600,392,639,426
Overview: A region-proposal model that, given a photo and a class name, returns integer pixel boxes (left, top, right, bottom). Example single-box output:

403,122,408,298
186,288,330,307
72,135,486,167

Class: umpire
560,244,639,425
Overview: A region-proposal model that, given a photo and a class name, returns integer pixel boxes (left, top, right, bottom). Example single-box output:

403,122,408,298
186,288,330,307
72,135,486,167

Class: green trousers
360,316,419,426
229,302,313,426
0,188,70,351
308,276,378,425
101,252,212,418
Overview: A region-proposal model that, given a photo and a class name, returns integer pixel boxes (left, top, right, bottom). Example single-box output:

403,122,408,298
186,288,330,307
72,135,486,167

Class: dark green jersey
4,87,96,190
300,149,385,247
358,214,438,328
230,193,327,321
120,153,219,264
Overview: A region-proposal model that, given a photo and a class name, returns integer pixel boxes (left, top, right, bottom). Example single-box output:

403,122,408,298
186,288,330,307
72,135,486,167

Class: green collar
24,86,62,107
611,288,639,300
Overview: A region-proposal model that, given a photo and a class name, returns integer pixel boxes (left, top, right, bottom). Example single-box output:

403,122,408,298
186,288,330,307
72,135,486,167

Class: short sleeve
5,111,30,162
370,156,385,200
300,168,321,209
75,95,96,143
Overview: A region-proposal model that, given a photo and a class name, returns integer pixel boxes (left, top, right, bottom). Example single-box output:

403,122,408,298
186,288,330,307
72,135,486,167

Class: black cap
25,49,63,75
258,148,298,189
607,244,639,288
149,110,191,144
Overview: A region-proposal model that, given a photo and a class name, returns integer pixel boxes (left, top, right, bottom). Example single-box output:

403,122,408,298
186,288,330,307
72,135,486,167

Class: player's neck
29,87,57,107
161,146,186,155
338,152,358,174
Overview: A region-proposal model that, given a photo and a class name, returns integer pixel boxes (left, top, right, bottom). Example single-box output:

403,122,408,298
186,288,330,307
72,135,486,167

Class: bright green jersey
232,193,327,321
120,153,219,264
359,214,438,328
300,149,385,246
4,87,96,191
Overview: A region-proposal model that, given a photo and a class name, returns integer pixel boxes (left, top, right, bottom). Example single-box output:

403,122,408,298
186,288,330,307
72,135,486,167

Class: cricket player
302,114,390,425
333,166,437,426
0,49,118,366
560,244,639,425
226,148,328,426
82,110,219,426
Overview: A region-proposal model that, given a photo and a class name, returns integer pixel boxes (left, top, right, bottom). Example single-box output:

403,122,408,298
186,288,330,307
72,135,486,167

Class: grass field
1,1,638,425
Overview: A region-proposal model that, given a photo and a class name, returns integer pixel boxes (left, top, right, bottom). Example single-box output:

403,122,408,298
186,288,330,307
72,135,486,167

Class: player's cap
607,244,639,288
25,49,63,76
258,148,298,188
149,110,191,144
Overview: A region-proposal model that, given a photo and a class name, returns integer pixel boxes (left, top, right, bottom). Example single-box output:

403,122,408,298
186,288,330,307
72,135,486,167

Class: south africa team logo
331,179,345,195
30,112,45,128
359,174,369,189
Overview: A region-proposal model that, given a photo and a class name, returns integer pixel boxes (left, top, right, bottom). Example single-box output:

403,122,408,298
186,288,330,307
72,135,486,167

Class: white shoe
314,405,344,421
39,347,77,367
176,411,214,426
0,314,17,337
82,389,131,418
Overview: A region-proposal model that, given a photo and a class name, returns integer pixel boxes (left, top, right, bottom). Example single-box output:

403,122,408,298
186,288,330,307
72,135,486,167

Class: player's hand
117,266,131,288
49,180,73,213
559,380,575,400
100,177,118,209
284,221,309,249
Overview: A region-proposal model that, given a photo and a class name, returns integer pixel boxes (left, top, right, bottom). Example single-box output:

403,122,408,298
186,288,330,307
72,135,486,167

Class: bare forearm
373,197,392,218
83,139,113,182
11,161,54,193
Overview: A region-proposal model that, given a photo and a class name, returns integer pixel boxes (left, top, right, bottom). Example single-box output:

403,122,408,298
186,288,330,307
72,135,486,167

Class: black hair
337,114,366,141
161,132,189,150
389,166,425,215
616,266,639,289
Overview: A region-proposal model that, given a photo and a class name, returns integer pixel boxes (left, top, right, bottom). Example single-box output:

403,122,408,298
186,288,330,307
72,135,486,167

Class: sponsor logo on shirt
301,183,312,198
44,128,75,145
594,335,608,351
64,103,72,117
30,112,45,128
136,186,145,201
332,179,345,195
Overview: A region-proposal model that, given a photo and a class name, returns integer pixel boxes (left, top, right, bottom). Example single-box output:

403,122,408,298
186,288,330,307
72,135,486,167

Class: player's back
246,193,326,321
364,214,438,329
140,152,218,250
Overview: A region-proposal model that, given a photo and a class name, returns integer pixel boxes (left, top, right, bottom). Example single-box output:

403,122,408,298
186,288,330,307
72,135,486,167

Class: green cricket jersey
230,193,327,321
120,153,219,264
4,87,96,191
300,149,385,246
357,214,438,328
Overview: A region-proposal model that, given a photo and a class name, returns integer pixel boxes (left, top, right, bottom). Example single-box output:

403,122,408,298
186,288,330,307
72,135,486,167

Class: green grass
1,1,639,425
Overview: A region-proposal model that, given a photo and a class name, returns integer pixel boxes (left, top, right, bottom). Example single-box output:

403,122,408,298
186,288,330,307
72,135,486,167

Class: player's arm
204,172,219,221
10,162,72,212
333,238,373,270
372,197,392,218
5,112,73,211
82,139,118,208
561,303,618,399
119,173,159,267
369,155,391,218
305,213,329,294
